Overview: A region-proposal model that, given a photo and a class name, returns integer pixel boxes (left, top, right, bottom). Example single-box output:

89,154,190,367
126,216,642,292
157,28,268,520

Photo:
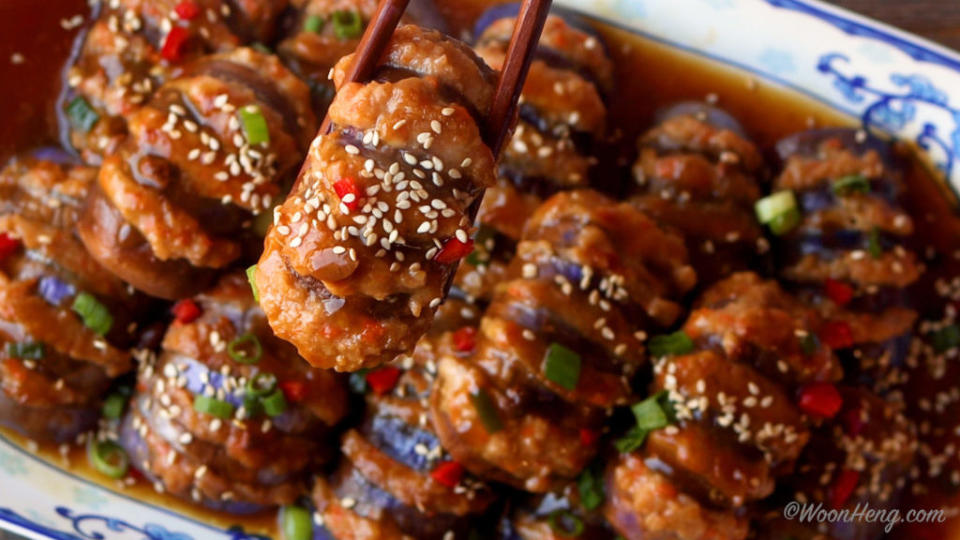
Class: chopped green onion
238,105,270,146
931,325,960,353
87,438,129,479
331,10,363,40
615,391,675,453
246,265,260,303
102,393,127,420
66,96,100,133
72,292,113,336
799,333,819,356
251,42,272,54
647,330,694,358
243,394,263,418
614,425,647,453
193,395,235,419
281,505,313,540
755,190,800,235
246,372,277,397
303,14,325,34
228,333,262,364
866,227,883,259
262,388,288,416
576,466,604,511
543,343,582,391
631,392,670,431
6,341,45,360
548,509,585,537
831,174,871,196
470,389,502,433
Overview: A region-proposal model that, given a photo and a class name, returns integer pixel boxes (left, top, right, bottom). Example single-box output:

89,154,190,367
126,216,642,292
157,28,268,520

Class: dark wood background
0,2,957,540
825,0,960,51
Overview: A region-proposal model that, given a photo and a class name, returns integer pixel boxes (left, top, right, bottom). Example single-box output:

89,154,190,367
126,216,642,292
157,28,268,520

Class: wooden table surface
825,0,960,52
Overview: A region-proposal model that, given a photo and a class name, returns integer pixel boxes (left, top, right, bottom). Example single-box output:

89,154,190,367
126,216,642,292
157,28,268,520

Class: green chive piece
243,394,263,418
543,343,582,391
632,393,670,431
281,505,313,540
6,341,45,360
576,466,604,511
647,330,694,358
755,190,800,235
71,292,113,336
303,14,325,34
193,395,235,419
238,105,270,146
831,174,871,196
66,96,100,133
470,389,502,433
251,42,272,54
548,509,585,537
614,425,647,453
246,264,260,303
799,333,819,356
228,332,262,364
349,368,369,394
245,372,277,397
931,325,960,353
87,438,129,479
102,393,127,420
331,10,363,40
262,388,288,416
866,227,883,259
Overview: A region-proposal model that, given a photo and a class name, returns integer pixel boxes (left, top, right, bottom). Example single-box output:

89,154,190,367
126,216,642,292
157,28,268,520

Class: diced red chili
333,177,360,212
829,469,860,508
579,428,600,446
174,0,201,20
434,238,474,264
452,326,476,353
824,278,854,306
171,299,202,324
365,366,401,395
430,460,464,488
161,27,190,62
279,380,307,402
820,320,854,349
0,233,20,262
798,382,843,418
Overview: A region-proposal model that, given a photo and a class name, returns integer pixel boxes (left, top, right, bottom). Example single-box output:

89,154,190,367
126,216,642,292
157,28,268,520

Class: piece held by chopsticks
255,0,552,371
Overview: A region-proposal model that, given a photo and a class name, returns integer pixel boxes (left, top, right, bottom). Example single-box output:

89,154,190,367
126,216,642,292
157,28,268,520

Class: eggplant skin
0,390,99,444
655,101,749,138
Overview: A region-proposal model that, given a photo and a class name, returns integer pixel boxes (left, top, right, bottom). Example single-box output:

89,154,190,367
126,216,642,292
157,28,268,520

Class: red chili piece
0,233,20,262
829,469,860,508
824,278,854,306
798,382,843,418
333,177,360,212
365,366,401,395
174,1,201,20
452,326,477,353
820,320,854,349
161,27,191,62
171,299,202,324
279,380,307,402
579,428,600,446
434,238,474,264
430,461,464,488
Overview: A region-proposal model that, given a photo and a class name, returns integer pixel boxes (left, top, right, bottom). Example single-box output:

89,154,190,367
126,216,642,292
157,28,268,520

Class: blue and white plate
3,0,960,538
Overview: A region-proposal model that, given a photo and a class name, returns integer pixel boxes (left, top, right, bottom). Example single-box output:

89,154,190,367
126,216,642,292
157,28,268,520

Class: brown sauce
1,1,959,538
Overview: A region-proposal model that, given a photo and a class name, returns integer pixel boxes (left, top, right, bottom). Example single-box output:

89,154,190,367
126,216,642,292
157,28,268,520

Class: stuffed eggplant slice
629,103,767,285
431,189,696,493
770,129,922,392
64,0,291,162
120,272,347,513
312,333,497,539
77,46,316,300
604,272,843,540
0,157,145,443
255,25,498,372
453,6,615,305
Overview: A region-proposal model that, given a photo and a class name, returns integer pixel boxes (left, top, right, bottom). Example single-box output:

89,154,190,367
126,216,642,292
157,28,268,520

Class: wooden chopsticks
322,0,552,158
